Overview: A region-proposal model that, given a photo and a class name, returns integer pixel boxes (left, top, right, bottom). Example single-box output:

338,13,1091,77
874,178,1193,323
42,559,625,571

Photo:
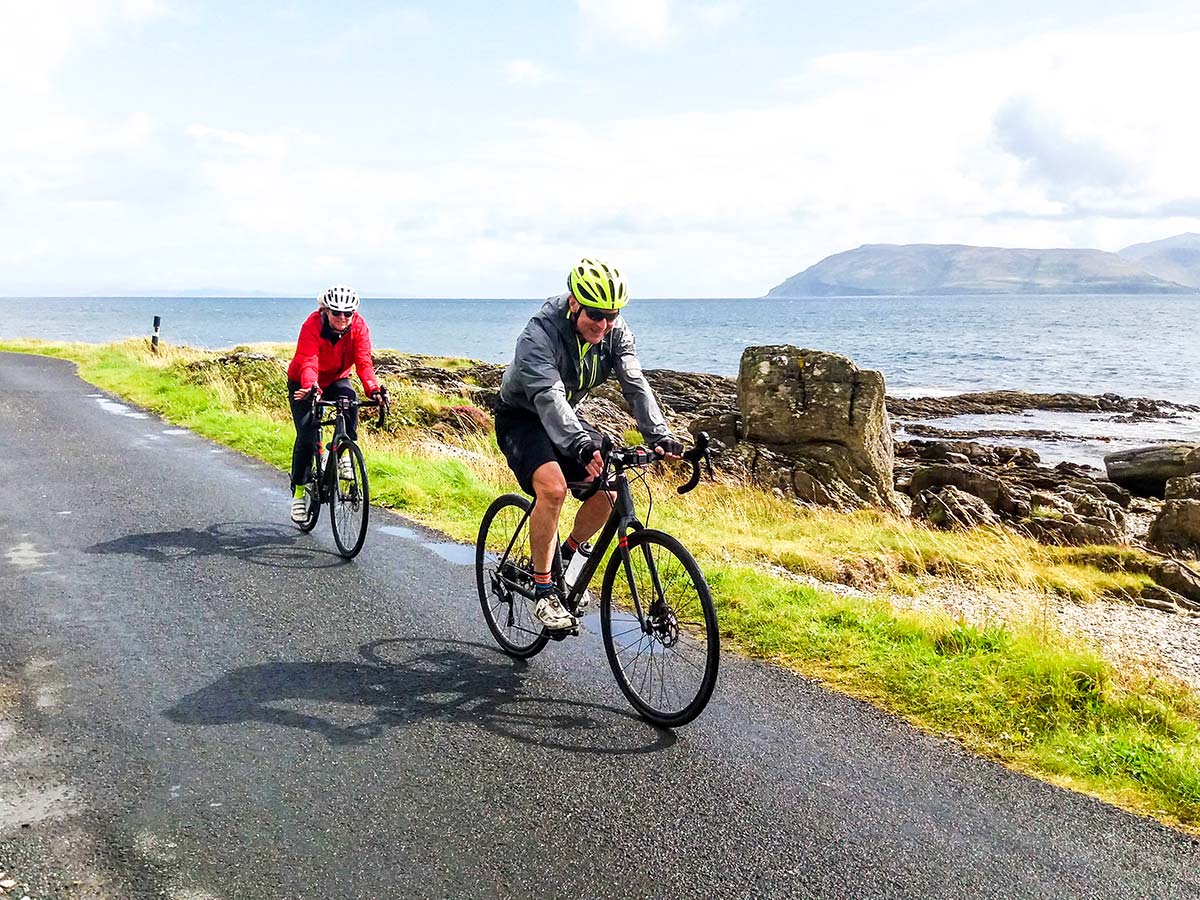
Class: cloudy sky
3,0,1199,297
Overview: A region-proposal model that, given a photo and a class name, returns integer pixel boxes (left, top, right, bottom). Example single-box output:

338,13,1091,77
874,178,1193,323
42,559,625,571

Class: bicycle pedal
546,625,580,641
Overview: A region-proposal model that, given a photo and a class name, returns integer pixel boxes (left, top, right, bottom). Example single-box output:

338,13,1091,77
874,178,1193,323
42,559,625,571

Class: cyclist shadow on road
85,522,345,569
164,637,677,756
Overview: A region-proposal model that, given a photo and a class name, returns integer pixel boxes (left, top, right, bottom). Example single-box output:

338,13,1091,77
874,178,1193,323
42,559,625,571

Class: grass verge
5,337,1199,833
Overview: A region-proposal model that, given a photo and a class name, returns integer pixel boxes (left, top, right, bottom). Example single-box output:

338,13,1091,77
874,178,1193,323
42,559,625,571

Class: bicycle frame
493,473,642,606
493,444,709,630
312,402,351,502
309,395,386,501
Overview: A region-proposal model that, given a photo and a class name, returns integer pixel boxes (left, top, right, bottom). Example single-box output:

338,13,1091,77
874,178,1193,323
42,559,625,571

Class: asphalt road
1,351,1197,899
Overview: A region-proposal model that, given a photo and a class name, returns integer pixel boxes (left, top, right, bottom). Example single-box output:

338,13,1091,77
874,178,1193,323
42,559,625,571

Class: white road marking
34,681,63,710
94,397,149,419
133,830,180,863
163,429,188,435
5,543,53,568
172,888,223,900
0,784,79,829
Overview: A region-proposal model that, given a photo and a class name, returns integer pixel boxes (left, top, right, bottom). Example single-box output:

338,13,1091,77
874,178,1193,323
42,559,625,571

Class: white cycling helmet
319,284,359,314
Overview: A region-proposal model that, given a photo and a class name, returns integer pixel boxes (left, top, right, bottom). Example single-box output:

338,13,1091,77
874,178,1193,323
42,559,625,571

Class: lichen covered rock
736,346,898,511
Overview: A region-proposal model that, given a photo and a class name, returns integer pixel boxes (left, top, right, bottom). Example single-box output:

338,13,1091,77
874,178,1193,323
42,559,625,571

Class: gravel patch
886,582,1200,690
775,569,1200,692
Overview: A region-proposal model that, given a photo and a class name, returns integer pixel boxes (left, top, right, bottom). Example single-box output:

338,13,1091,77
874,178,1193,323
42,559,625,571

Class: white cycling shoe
290,493,310,523
533,590,579,631
338,454,356,481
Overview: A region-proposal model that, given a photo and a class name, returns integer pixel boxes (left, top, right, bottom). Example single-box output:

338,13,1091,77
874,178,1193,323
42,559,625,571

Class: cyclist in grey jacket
494,258,683,631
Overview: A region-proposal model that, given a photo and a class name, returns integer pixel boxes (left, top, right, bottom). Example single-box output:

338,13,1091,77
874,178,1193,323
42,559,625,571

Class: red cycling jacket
286,310,380,395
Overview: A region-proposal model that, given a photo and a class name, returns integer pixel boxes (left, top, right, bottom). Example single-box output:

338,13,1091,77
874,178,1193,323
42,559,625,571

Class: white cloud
0,0,169,90
504,59,549,86
186,124,294,158
321,8,432,58
697,1,743,29
5,11,1200,296
577,0,672,50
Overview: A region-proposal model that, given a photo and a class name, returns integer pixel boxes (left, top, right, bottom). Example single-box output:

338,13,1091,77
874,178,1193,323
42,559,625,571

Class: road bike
296,391,388,559
475,433,718,727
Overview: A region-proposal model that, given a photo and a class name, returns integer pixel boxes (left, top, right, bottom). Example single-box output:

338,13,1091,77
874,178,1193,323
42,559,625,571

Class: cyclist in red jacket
286,285,382,523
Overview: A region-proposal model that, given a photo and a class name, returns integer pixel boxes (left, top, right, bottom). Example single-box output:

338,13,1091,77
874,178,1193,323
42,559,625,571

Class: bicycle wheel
330,440,369,558
476,494,549,658
297,452,321,533
600,529,719,727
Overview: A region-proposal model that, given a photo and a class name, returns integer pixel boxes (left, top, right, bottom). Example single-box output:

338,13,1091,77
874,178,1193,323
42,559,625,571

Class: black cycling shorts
494,405,603,500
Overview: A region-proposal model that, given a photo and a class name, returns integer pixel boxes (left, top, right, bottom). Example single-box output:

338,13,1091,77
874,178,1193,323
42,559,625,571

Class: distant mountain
765,243,1198,297
1118,233,1200,288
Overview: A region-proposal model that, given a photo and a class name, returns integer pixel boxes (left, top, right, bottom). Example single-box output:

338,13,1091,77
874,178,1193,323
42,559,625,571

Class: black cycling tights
288,378,358,488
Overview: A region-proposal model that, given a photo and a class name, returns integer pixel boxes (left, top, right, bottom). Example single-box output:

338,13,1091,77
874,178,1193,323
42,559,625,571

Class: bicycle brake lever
676,461,702,495
676,431,711,495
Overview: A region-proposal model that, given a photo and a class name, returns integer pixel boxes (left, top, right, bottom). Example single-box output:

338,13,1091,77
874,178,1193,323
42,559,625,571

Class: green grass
6,337,1200,833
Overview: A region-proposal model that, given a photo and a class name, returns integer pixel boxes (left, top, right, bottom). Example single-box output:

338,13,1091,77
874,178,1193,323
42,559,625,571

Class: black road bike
296,392,389,559
475,433,719,727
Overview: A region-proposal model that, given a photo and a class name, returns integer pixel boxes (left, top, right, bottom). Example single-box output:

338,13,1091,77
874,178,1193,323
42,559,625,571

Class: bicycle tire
476,494,549,658
297,452,321,533
330,440,369,558
600,529,718,727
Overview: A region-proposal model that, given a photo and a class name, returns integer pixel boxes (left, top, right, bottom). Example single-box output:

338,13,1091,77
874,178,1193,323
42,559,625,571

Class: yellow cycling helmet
568,258,628,310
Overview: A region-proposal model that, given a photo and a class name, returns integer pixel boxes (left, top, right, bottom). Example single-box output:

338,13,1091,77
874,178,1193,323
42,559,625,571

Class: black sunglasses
326,309,354,319
581,306,619,323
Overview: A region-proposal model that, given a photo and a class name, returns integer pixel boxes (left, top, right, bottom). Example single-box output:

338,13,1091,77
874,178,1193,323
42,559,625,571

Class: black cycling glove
576,439,601,467
654,435,684,457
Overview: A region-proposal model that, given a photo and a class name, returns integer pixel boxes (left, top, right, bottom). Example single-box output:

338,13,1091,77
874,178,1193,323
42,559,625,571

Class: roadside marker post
152,315,161,353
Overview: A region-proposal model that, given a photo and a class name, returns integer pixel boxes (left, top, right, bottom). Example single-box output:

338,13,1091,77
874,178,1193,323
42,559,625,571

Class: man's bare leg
529,461,568,576
569,491,617,545
527,461,580,630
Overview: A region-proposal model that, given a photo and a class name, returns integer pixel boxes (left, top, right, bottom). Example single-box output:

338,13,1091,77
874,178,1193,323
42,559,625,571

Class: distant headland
765,234,1200,297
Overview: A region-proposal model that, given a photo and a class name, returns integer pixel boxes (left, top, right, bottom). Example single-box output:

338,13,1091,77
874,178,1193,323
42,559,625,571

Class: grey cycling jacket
498,294,671,456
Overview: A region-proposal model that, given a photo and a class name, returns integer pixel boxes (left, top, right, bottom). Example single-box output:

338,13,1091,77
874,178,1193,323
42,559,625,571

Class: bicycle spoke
330,443,369,557
477,495,547,658
601,531,718,726
608,624,644,639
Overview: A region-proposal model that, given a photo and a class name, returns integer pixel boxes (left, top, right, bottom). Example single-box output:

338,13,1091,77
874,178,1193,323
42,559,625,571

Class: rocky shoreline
887,390,1200,420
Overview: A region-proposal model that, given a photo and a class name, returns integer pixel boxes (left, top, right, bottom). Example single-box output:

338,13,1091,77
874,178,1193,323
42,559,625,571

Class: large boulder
1149,500,1200,555
1147,559,1200,612
896,456,1135,545
911,486,1001,529
1103,444,1200,497
907,464,1032,519
1022,515,1125,547
1166,474,1200,501
737,346,899,511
